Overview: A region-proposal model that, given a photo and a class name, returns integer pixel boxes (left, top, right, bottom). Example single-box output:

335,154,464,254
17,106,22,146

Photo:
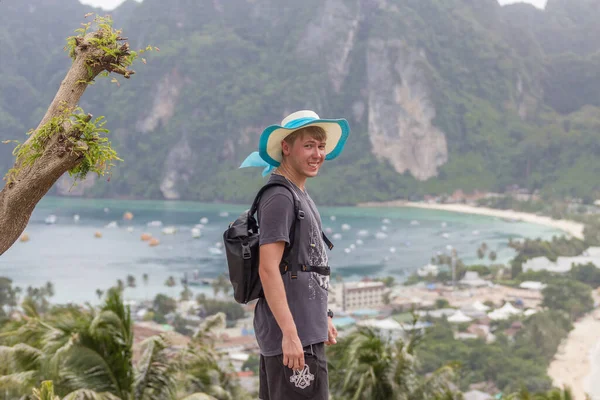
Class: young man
240,110,349,399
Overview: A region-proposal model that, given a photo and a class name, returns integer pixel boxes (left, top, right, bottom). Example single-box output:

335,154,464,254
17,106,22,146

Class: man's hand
325,317,338,345
282,332,305,370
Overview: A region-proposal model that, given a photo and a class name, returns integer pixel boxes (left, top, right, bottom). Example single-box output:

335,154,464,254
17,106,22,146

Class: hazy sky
81,0,548,11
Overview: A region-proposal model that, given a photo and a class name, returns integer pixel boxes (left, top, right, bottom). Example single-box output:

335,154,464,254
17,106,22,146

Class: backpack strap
249,181,302,275
322,232,334,250
252,181,333,278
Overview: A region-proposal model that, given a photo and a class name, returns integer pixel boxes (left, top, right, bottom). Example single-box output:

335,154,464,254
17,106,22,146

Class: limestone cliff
297,0,362,93
366,39,448,181
160,134,193,200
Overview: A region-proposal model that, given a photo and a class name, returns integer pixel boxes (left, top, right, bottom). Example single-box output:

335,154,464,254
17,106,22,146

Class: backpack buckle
242,243,251,260
298,210,305,220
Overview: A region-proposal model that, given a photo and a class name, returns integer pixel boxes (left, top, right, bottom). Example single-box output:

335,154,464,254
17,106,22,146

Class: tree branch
0,19,139,255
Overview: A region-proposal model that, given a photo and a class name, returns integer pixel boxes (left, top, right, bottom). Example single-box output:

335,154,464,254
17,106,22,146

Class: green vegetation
541,279,594,321
196,294,245,322
327,326,461,400
0,288,250,399
509,236,586,277
416,311,572,393
3,0,600,204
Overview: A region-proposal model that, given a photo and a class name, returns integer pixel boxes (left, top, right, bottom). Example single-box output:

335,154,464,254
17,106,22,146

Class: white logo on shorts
290,364,315,389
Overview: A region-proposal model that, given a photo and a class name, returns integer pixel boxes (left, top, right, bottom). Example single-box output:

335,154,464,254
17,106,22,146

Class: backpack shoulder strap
249,182,300,217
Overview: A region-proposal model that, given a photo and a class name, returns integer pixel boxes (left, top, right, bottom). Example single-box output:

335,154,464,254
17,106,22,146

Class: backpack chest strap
279,264,330,278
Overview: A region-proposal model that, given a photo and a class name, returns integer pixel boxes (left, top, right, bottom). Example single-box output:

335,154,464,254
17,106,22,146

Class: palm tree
328,326,460,400
477,247,485,259
0,291,246,400
165,276,176,288
96,289,104,300
211,280,221,298
506,386,574,400
181,285,193,302
116,279,125,292
126,275,136,289
489,251,497,262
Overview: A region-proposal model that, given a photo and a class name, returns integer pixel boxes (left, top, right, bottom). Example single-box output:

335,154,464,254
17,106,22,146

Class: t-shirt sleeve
258,189,295,246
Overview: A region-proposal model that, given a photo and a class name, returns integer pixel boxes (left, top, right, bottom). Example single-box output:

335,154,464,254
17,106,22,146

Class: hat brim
258,119,349,167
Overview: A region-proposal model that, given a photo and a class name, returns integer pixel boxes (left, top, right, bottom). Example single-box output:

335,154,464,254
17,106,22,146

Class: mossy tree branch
0,16,151,255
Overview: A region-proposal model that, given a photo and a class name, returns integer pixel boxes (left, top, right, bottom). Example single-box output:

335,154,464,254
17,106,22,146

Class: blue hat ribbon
239,151,275,177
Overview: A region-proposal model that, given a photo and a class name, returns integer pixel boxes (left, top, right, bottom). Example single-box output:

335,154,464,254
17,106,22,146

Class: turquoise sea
0,196,562,304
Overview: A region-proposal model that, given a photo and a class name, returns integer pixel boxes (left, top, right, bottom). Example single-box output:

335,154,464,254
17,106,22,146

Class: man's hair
283,126,327,147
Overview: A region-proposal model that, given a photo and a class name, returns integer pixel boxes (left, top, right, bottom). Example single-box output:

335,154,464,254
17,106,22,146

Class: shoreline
547,304,600,400
358,201,585,240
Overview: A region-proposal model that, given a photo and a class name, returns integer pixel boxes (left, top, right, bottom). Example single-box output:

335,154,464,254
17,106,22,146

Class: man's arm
259,242,305,370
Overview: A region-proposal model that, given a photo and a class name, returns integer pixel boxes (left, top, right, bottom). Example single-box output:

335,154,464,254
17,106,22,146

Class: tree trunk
0,25,136,255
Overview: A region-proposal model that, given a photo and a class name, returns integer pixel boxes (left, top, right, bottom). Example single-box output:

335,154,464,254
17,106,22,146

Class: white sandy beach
359,201,585,240
548,301,600,400
360,199,597,397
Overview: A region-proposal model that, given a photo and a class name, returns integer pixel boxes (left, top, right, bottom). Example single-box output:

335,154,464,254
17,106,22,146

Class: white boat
191,228,201,238
162,226,177,235
73,214,80,222
200,217,209,224
105,221,118,229
147,221,163,227
410,220,420,226
45,215,57,225
341,224,351,231
208,247,223,255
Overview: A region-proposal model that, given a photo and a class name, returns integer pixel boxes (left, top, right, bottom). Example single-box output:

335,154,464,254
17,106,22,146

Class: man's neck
274,164,306,192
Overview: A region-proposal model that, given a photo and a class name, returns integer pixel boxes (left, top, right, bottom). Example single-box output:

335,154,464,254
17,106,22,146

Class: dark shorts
259,342,328,400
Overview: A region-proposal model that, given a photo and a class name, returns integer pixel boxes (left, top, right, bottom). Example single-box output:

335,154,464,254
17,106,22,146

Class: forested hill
1,0,600,205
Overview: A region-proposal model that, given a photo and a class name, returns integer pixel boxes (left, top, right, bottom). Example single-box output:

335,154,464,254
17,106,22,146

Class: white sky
80,0,548,11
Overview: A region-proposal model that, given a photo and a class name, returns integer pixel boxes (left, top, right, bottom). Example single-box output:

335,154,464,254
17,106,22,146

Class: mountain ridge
1,0,599,205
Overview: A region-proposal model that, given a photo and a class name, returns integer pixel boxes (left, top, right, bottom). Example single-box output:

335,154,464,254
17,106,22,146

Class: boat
45,215,57,225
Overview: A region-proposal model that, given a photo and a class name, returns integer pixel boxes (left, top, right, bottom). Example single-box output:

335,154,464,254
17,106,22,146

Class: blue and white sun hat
240,110,350,176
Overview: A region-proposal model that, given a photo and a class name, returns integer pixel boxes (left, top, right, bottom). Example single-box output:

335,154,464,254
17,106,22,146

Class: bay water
0,196,562,304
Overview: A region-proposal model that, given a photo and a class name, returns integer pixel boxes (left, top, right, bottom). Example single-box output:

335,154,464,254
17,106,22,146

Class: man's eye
319,146,326,150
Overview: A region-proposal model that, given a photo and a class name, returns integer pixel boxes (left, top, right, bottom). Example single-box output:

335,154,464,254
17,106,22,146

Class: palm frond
0,371,37,390
89,311,128,344
134,335,177,400
194,313,226,344
32,381,60,400
59,345,120,394
62,389,122,400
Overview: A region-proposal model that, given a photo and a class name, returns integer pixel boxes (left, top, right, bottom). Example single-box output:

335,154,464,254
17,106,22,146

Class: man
240,110,350,399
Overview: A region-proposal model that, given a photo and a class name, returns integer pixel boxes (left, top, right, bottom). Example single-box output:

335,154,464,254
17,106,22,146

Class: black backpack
223,181,333,304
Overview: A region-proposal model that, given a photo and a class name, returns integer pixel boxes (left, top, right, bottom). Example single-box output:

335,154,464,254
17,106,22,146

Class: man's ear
281,139,291,156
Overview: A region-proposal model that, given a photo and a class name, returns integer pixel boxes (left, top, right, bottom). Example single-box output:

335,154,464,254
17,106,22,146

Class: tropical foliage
0,288,249,400
416,311,572,393
327,326,462,400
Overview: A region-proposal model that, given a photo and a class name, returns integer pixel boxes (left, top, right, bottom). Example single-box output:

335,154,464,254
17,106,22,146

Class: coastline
547,302,600,400
358,200,585,240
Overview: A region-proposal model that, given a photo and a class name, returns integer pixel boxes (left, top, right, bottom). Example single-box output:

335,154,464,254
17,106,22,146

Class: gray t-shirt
253,174,330,356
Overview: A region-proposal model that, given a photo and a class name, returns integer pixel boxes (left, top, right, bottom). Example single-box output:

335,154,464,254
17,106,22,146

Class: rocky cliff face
297,0,362,93
160,134,193,200
4,0,600,204
299,0,448,180
366,39,448,180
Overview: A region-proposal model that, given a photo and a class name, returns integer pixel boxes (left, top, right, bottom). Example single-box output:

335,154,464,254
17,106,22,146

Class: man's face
282,134,326,178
